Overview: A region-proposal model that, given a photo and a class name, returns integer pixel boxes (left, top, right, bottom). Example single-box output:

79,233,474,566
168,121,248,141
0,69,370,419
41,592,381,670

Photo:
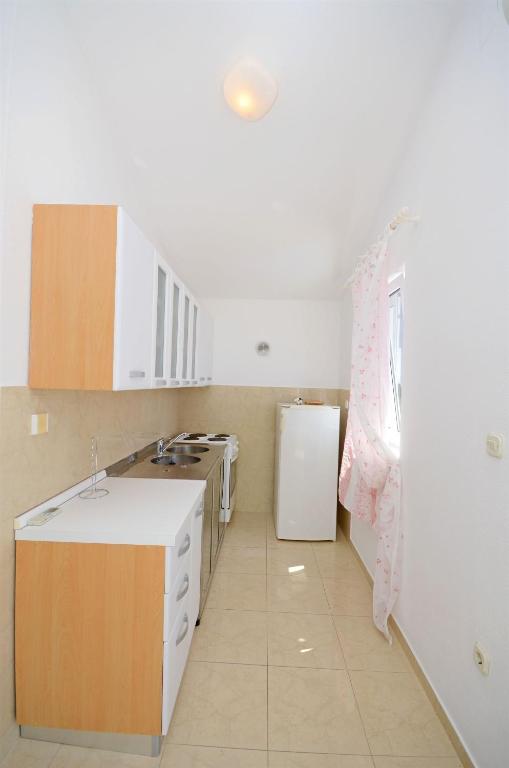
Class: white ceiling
63,0,461,299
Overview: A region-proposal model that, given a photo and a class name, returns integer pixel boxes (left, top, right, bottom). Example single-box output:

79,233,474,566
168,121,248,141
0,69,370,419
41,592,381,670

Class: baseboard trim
347,538,475,768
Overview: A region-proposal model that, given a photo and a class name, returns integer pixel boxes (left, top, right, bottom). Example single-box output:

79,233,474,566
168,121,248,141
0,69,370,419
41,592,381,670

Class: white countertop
15,477,206,546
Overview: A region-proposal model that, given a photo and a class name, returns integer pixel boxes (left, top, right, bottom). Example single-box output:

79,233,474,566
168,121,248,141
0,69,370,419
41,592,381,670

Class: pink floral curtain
339,229,403,640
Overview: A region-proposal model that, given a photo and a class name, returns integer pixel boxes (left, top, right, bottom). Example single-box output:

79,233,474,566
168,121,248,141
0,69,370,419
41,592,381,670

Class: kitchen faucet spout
157,433,187,456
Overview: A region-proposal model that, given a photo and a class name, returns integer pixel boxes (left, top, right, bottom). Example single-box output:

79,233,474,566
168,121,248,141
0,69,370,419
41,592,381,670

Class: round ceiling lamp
223,58,278,121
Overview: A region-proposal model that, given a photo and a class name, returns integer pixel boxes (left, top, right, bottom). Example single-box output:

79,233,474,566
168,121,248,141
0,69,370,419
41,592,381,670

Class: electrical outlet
486,433,504,458
473,642,490,676
31,413,49,435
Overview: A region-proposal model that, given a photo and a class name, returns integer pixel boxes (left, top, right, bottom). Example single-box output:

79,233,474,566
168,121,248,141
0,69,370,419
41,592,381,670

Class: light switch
31,413,49,435
486,433,504,458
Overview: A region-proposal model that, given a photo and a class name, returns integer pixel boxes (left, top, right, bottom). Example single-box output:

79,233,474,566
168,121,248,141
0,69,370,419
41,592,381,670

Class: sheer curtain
339,228,403,640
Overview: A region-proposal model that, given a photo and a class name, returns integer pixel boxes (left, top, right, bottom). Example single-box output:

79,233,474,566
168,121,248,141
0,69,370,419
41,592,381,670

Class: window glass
389,285,403,431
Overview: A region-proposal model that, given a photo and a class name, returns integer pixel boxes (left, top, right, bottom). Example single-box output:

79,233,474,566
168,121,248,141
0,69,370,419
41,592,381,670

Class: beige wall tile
177,386,347,514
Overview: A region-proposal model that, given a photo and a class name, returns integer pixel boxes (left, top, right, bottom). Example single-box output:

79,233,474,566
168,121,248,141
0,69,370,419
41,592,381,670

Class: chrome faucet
157,433,187,456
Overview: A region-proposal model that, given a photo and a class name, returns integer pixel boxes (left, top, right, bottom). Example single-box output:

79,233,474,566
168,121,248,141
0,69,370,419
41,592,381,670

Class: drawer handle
176,614,189,646
195,505,203,518
129,370,146,378
177,574,190,602
156,379,167,387
178,533,191,557
171,380,181,386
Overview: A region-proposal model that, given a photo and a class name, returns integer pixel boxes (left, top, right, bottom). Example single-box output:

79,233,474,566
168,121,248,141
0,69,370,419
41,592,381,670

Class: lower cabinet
15,495,204,745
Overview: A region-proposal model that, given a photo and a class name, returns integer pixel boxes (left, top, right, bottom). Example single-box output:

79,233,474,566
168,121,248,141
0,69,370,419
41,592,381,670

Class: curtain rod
341,207,420,293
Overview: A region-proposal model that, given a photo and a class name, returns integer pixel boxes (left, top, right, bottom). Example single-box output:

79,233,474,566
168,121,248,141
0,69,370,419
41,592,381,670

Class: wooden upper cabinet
29,204,155,391
29,204,212,391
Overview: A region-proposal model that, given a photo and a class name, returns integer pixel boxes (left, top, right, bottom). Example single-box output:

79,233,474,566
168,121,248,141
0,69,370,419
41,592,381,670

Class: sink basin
167,444,209,455
151,455,201,466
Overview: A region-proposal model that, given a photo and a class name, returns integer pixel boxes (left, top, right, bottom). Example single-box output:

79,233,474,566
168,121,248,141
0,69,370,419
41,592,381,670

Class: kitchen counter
14,477,205,547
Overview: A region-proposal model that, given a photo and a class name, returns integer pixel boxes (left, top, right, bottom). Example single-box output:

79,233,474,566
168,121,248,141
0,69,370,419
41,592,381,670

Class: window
388,276,403,433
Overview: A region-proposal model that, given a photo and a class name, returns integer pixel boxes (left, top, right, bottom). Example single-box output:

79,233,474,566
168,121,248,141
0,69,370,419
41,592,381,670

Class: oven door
229,457,237,501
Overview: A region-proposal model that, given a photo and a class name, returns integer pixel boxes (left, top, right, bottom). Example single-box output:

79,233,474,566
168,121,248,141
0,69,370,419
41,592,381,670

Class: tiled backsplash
0,384,349,755
177,386,349,513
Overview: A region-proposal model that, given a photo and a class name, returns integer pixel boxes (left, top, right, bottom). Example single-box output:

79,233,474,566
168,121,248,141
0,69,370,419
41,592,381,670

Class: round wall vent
255,341,270,356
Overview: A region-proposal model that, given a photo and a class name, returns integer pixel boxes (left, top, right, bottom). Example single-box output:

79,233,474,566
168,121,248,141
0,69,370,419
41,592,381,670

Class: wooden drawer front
164,512,194,592
162,601,194,734
164,567,192,640
15,541,165,736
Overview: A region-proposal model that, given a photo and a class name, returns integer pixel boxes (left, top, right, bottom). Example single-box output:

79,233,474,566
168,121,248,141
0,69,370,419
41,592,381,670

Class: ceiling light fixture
223,58,278,121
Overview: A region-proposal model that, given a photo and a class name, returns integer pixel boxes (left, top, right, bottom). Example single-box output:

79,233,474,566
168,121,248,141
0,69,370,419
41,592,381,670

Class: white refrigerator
274,403,340,541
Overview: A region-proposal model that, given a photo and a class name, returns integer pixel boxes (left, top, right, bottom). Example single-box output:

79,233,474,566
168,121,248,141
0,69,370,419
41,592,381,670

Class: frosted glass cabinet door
169,277,183,386
113,209,155,390
152,254,169,388
181,293,191,386
190,302,199,385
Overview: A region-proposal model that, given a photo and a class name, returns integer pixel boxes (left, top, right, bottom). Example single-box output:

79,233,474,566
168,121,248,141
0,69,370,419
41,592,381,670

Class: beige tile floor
1,508,462,768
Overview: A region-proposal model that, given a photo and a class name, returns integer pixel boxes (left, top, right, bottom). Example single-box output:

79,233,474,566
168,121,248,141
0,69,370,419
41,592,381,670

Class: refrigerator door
275,404,340,541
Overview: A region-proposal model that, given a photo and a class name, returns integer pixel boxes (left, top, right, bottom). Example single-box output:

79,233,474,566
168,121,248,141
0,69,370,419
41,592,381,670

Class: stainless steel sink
151,454,201,466
167,444,209,455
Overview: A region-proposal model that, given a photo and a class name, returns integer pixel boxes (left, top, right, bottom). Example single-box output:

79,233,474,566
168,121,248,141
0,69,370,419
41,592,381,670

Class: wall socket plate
473,642,490,676
486,433,504,458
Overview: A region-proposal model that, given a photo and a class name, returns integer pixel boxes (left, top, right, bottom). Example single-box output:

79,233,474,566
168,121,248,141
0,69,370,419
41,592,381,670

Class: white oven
180,433,238,522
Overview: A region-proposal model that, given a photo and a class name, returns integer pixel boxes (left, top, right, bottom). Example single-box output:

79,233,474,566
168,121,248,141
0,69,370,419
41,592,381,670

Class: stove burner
215,433,231,438
208,436,227,442
186,433,207,440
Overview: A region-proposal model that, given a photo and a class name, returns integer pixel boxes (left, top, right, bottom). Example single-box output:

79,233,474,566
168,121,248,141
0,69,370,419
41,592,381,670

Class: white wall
0,1,146,386
349,4,509,767
204,298,346,389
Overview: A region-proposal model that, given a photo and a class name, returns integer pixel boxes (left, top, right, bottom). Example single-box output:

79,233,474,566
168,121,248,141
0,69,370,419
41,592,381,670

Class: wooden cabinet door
15,541,165,735
113,208,155,390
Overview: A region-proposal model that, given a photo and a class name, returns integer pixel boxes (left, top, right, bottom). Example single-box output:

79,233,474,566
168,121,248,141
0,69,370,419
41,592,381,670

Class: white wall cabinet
29,204,213,391
113,209,155,390
196,309,214,386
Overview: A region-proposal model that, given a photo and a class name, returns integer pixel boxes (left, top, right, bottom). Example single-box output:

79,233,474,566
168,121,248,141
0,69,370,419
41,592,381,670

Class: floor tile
216,546,267,575
312,541,361,579
373,759,462,768
207,573,267,611
268,666,369,755
333,616,409,672
224,523,266,548
168,661,267,750
267,547,320,578
350,671,456,757
268,613,344,669
162,744,267,767
323,575,372,616
268,575,328,614
49,745,160,767
269,754,373,767
2,739,59,768
190,609,268,665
